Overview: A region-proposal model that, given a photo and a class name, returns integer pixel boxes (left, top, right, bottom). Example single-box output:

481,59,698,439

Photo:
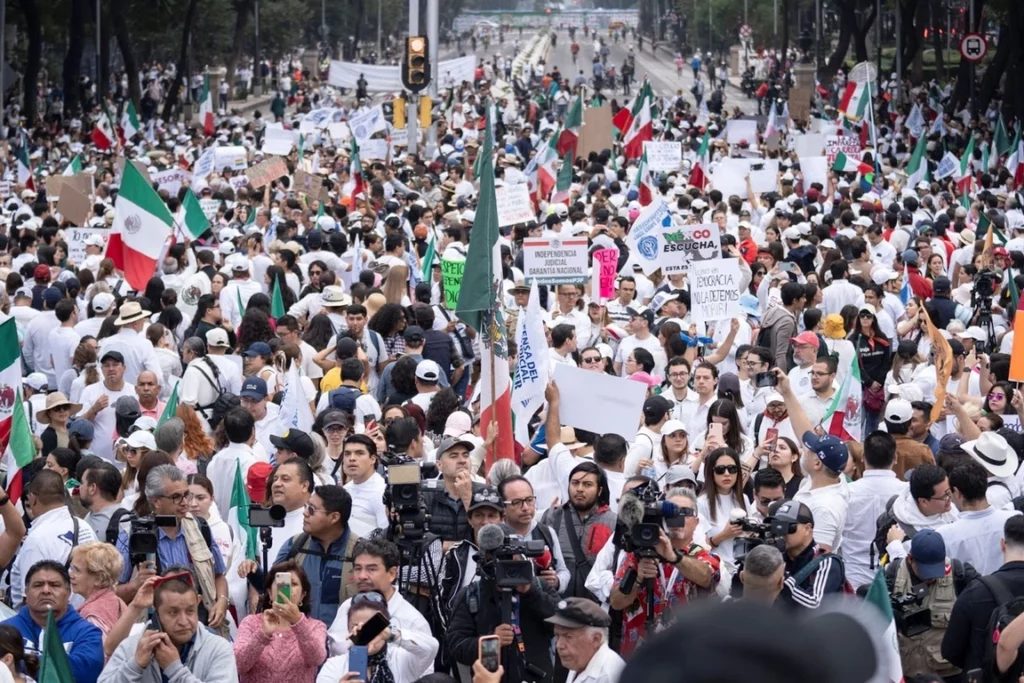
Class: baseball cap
415,359,441,383
545,598,612,628
443,411,473,437
884,398,913,424
13,286,32,300
789,331,820,348
246,462,274,502
335,337,359,359
269,429,316,459
436,435,475,457
67,419,95,442
240,377,268,400
642,395,673,423
467,486,503,513
242,342,272,357
947,338,966,357
909,529,948,580
206,328,230,348
902,249,919,267
100,350,125,365
661,419,688,436
43,287,62,306
801,431,849,473
126,430,157,451
33,264,49,280
932,276,951,294
626,306,655,328
23,373,48,391
772,500,814,525
404,325,425,343
91,292,115,313
871,267,898,285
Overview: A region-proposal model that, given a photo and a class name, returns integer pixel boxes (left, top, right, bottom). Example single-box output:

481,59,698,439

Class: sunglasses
714,465,739,475
989,392,1006,401
353,591,386,605
582,356,602,364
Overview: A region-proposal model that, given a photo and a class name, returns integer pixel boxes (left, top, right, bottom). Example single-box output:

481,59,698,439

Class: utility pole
407,0,419,156
895,1,902,104
875,0,882,81
426,0,439,158
815,0,822,72
773,0,778,55
968,0,975,114
0,0,5,135
377,0,382,59
96,0,102,89
255,0,262,94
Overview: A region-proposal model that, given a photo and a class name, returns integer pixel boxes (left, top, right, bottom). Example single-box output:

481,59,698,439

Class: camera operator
498,476,569,594
584,476,655,609
609,487,720,657
113,465,229,633
445,522,561,683
774,501,849,610
884,529,977,679
440,487,507,619
738,545,786,605
421,436,485,544
748,468,786,523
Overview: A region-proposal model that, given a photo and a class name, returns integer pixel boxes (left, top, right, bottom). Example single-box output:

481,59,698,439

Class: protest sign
749,159,780,194
0,181,10,198
212,146,248,171
57,186,92,226
327,122,350,142
360,139,389,160
793,133,827,158
788,87,813,121
294,169,323,198
262,127,294,155
66,227,109,265
710,158,751,198
347,106,387,142
245,157,288,188
441,258,466,309
193,148,216,179
642,141,682,171
947,413,1021,434
826,135,862,166
46,173,90,201
626,199,671,275
660,223,721,274
935,152,960,179
725,119,758,145
199,199,221,221
593,248,619,299
228,175,249,192
495,184,534,227
578,105,613,159
152,168,192,197
690,258,742,326
522,237,589,286
552,364,646,441
799,156,829,190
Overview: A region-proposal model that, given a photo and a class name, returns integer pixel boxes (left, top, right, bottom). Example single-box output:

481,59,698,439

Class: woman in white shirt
690,399,755,478
697,447,750,572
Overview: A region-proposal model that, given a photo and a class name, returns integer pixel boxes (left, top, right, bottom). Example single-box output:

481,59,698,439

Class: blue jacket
3,604,104,683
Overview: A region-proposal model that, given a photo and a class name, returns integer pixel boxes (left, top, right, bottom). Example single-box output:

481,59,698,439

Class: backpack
980,575,1024,682
790,551,855,595
209,393,241,431
987,480,1024,512
328,386,362,413
192,357,227,423
755,321,775,350
873,494,915,568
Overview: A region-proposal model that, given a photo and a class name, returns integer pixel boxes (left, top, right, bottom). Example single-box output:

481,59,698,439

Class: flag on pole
764,100,779,140
556,93,583,156
632,150,656,206
105,160,175,291
350,137,366,200
227,460,258,561
15,131,33,189
277,361,314,436
512,282,549,446
838,81,871,120
688,130,710,189
535,130,560,200
821,350,863,441
455,102,514,466
120,100,141,143
957,136,975,192
62,155,83,177
905,133,928,188
551,152,574,204
198,74,215,136
1009,272,1021,315
863,569,906,683
92,106,117,150
1009,129,1024,189
1,390,36,506
157,383,179,428
833,151,873,175
37,607,75,683
271,278,286,318
622,88,653,160
994,115,1012,158
420,229,437,282
181,189,210,240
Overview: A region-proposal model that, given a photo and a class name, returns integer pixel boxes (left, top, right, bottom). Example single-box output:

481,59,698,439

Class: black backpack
980,575,1024,682
873,494,916,569
755,322,774,351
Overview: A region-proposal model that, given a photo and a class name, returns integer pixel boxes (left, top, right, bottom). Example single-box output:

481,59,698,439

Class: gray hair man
740,544,786,605
545,597,624,683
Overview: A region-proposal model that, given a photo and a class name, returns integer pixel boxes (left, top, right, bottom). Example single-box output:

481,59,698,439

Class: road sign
960,33,987,62
739,24,752,41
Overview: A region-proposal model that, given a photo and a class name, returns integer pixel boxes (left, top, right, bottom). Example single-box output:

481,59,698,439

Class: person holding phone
234,560,326,683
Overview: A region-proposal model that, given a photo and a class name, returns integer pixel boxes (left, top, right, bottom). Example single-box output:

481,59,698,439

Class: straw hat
114,301,150,326
36,392,83,425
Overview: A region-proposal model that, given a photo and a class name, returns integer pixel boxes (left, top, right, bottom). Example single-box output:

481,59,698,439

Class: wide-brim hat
114,301,150,325
36,392,83,425
962,432,1018,478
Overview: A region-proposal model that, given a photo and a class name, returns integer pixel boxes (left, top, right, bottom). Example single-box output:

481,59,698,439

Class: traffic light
402,36,430,93
394,96,406,128
419,96,432,128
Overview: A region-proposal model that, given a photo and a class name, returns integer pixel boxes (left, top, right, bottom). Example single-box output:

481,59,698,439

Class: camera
974,268,998,299
733,515,787,564
478,524,546,589
619,482,695,559
128,514,178,565
891,583,931,637
382,457,431,542
971,268,997,353
248,504,286,528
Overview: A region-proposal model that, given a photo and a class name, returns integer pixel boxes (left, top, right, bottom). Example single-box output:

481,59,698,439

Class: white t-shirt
793,478,851,552
77,381,136,463
344,473,389,538
614,334,666,378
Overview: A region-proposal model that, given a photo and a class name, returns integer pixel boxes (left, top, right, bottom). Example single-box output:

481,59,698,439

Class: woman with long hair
97,258,118,287
385,356,419,405
369,303,408,360
897,297,930,353
926,253,945,281
314,409,351,481
177,405,217,469
272,343,317,413
748,262,766,295
274,248,304,298
238,309,276,354
697,447,749,571
753,436,804,498
119,431,156,509
580,302,610,349
850,306,891,434
691,399,754,469
302,313,336,352
656,420,691,477
884,339,927,396
300,260,328,299
67,338,100,404
382,263,410,306
0,623,39,682
425,388,462,438
266,265,298,312
144,278,165,316
985,381,1018,416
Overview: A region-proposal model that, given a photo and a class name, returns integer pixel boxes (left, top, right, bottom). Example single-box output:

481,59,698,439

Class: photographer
609,487,720,657
421,436,485,543
439,487,506,619
498,476,569,594
774,501,849,610
445,522,560,683
884,529,977,679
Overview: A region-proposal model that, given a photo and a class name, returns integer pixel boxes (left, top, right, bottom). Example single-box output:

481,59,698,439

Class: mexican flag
556,93,583,156
420,229,437,282
864,569,906,683
633,150,656,206
198,74,215,136
106,159,174,291
622,87,652,160
957,136,975,193
350,137,366,200
838,81,871,121
0,320,31,502
120,100,141,144
905,133,929,188
822,350,863,442
688,130,710,189
15,131,33,189
181,189,210,241
611,90,637,135
157,383,179,427
1008,129,1024,189
92,107,117,151
62,155,83,177
833,151,873,175
764,100,779,140
271,278,286,318
227,460,258,561
455,103,514,466
994,115,1012,158
535,130,560,199
37,608,75,683
551,151,574,204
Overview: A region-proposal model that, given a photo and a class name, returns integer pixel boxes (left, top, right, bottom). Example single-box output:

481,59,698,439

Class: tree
20,0,41,123
62,0,88,117
110,0,140,109
161,0,200,119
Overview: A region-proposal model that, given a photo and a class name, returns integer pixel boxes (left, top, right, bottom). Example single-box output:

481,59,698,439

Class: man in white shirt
841,432,909,588
939,458,1021,575
407,359,443,412
661,357,699,425
239,377,280,461
77,351,136,463
49,299,80,391
786,331,819,397
97,301,163,385
207,409,260,519
820,261,865,315
793,432,851,553
10,469,98,605
605,277,637,325
549,323,579,374
73,291,115,339
550,285,590,344
219,255,263,329
800,357,839,428
341,434,389,537
613,307,665,378
203,328,243,395
866,224,897,266
263,459,311,561
546,598,624,683
624,396,671,476
22,287,62,387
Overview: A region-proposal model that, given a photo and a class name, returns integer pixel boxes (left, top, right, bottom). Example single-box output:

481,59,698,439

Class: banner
199,199,221,221
825,135,862,166
660,223,721,274
66,227,109,265
495,184,535,227
212,146,248,172
626,198,671,275
328,55,476,92
522,237,589,285
593,248,619,299
441,257,466,309
690,258,742,326
193,148,216,179
245,157,288,188
347,106,387,142
642,141,682,172
152,168,192,197
935,152,960,180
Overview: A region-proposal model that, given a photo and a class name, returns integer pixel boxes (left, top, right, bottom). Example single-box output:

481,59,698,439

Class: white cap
84,234,105,247
126,430,158,450
782,227,801,241
23,373,47,391
206,328,230,348
871,268,898,285
884,398,913,424
961,325,987,342
415,359,442,382
855,216,873,227
91,292,115,312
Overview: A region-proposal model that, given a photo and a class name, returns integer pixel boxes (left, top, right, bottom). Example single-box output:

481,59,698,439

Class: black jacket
422,479,484,542
942,560,1024,673
851,332,891,388
446,577,559,683
930,295,959,330
778,543,847,610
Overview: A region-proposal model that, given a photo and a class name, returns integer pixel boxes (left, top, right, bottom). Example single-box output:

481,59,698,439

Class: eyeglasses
559,292,579,298
929,490,953,501
582,356,602,365
158,493,188,504
989,392,1006,401
669,372,689,379
504,496,536,508
304,504,324,516
810,371,833,377
758,497,783,507
324,424,347,433
713,465,739,475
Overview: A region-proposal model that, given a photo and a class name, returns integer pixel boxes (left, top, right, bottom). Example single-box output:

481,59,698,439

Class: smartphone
274,573,291,604
709,423,724,444
478,635,501,673
755,371,778,388
765,427,779,453
778,261,796,273
147,606,162,632
363,415,377,433
348,645,369,680
351,613,391,646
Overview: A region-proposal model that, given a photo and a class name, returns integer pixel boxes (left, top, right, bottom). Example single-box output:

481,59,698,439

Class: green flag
181,189,210,240
62,155,82,177
905,133,928,188
271,279,286,318
995,115,1012,158
38,608,74,683
244,205,257,226
236,287,246,318
229,460,258,560
157,383,179,427
1009,271,1020,313
421,229,437,282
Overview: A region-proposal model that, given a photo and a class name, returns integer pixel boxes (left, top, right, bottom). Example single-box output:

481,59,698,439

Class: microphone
478,523,507,552
617,491,645,529
534,548,552,570
729,508,748,527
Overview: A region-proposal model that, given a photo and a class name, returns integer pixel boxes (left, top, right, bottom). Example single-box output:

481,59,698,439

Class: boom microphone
478,523,507,552
618,491,645,529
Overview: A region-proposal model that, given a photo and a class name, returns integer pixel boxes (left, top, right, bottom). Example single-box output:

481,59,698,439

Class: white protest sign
710,158,750,198
495,184,535,227
826,135,862,166
303,108,336,128
690,258,742,327
794,133,827,158
262,127,294,155
660,223,721,274
800,156,829,191
327,122,350,142
199,199,221,221
151,168,192,197
228,175,249,192
552,364,647,441
66,228,109,266
642,141,682,172
389,128,408,148
192,148,216,179
935,152,960,179
212,146,248,171
347,106,387,142
0,181,10,198
947,413,1021,433
626,199,672,276
522,237,589,285
360,139,389,160
749,159,780,194
725,119,758,145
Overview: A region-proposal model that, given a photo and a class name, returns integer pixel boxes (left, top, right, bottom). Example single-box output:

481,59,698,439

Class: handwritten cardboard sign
245,156,288,189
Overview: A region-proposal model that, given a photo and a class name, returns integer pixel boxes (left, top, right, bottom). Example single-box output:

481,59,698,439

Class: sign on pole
660,223,721,274
522,237,589,285
960,33,987,62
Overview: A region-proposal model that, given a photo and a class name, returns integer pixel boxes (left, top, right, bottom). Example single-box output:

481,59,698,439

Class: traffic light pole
407,0,419,156
425,0,439,159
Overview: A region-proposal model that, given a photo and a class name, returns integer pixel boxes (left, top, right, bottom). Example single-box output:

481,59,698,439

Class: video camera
733,511,788,565
382,456,431,542
972,268,998,353
617,481,695,558
127,514,178,565
477,523,546,589
891,584,931,637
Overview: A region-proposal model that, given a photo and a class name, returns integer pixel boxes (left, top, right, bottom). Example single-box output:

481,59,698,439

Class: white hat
415,359,442,382
884,398,913,424
962,432,1018,478
916,181,930,190
819,239,836,250
320,286,351,308
218,227,241,242
206,328,230,348
691,198,707,210
84,234,105,248
855,216,873,227
229,254,250,272
218,242,236,256
126,430,158,450
461,209,476,223
661,419,688,436
23,373,47,391
782,227,801,241
871,268,898,285
91,292,115,313
961,326,987,342
114,301,151,325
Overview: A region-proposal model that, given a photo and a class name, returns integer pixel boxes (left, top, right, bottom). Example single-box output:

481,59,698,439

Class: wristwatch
387,628,401,644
